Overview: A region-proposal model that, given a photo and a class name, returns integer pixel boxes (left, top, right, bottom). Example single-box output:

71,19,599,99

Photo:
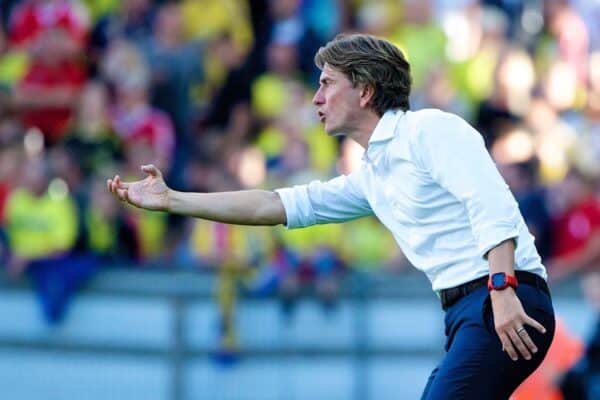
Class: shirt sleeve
275,168,373,229
412,110,521,258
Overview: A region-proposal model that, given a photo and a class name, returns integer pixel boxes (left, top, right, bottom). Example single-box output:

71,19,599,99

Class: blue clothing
421,282,555,399
28,253,99,324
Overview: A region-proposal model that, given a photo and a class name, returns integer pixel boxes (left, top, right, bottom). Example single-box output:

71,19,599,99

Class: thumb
141,164,162,179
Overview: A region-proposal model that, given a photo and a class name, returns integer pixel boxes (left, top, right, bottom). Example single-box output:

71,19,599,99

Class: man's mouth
318,111,325,122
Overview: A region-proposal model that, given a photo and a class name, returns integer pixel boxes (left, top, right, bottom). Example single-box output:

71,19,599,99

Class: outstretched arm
107,164,286,226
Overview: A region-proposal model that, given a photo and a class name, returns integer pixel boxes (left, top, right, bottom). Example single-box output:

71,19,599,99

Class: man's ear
359,84,375,108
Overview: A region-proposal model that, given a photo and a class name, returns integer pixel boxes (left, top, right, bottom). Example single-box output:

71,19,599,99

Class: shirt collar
368,109,403,145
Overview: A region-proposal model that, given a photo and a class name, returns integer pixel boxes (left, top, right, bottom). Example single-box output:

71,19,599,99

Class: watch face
491,273,506,288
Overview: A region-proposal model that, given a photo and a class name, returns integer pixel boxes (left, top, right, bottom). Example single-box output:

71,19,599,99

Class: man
107,33,555,399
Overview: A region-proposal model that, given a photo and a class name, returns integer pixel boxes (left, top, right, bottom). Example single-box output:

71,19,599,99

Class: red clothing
552,196,600,258
8,0,88,48
18,60,86,143
111,105,175,162
0,183,9,223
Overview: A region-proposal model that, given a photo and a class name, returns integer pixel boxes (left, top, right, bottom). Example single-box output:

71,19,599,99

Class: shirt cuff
274,186,317,229
477,223,520,259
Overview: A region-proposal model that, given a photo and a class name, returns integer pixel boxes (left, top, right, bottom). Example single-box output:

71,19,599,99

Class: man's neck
347,111,381,148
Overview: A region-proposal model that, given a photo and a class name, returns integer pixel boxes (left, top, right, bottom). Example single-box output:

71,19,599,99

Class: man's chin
324,125,346,137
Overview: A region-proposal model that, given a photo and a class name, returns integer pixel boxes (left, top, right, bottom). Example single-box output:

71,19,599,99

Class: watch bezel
491,272,508,289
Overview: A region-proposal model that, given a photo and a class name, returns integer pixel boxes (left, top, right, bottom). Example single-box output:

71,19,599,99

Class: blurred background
0,0,599,399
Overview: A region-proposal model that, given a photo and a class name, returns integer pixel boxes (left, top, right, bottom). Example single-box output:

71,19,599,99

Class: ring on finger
516,327,526,335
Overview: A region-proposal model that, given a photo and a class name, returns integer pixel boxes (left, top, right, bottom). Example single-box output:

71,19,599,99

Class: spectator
475,47,535,148
446,5,508,110
64,81,122,179
267,0,323,82
251,39,304,121
8,0,89,52
498,159,553,261
180,0,253,57
563,53,600,181
13,27,87,145
4,155,96,323
4,157,78,276
522,94,577,184
139,2,204,189
389,0,447,91
105,41,175,173
547,168,600,280
544,0,590,83
89,0,155,53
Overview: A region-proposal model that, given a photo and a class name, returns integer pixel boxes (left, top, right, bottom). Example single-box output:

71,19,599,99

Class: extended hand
107,164,170,211
490,288,547,361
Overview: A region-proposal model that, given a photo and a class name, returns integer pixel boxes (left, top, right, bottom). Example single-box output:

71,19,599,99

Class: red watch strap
487,273,519,291
505,274,518,289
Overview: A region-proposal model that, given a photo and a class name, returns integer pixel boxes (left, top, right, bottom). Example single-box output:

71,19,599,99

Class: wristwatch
487,272,518,291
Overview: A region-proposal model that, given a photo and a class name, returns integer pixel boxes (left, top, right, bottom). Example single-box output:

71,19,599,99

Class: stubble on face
314,64,362,137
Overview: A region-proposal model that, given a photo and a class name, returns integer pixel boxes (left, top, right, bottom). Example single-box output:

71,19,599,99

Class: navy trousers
421,283,556,399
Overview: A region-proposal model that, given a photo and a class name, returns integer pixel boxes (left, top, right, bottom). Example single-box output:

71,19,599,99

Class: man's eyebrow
319,77,333,84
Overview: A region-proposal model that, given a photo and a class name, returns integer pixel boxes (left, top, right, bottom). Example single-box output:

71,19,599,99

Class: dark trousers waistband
439,270,549,311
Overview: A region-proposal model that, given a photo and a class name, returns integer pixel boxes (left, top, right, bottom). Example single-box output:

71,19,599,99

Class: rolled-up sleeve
275,169,373,229
413,111,520,258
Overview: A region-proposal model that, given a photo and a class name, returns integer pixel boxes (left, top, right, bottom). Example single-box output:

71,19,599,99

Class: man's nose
312,88,324,105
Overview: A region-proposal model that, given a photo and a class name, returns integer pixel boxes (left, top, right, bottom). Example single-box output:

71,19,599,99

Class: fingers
508,328,532,360
141,164,162,178
492,290,549,362
107,175,129,192
499,317,547,362
107,178,116,194
114,175,129,189
516,326,538,356
524,315,547,334
116,187,129,203
499,332,518,361
107,175,130,202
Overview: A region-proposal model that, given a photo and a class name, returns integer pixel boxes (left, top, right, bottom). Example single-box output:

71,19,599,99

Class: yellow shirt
5,188,78,258
181,0,253,53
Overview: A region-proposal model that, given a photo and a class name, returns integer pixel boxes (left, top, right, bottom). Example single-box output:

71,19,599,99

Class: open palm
107,165,170,211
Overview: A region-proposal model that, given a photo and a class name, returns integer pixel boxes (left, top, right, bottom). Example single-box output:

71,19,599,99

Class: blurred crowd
0,0,600,390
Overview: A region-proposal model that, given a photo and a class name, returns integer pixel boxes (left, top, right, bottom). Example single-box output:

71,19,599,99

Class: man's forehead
319,64,343,80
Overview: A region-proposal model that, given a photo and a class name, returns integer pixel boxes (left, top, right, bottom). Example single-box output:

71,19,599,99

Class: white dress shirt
276,108,547,291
